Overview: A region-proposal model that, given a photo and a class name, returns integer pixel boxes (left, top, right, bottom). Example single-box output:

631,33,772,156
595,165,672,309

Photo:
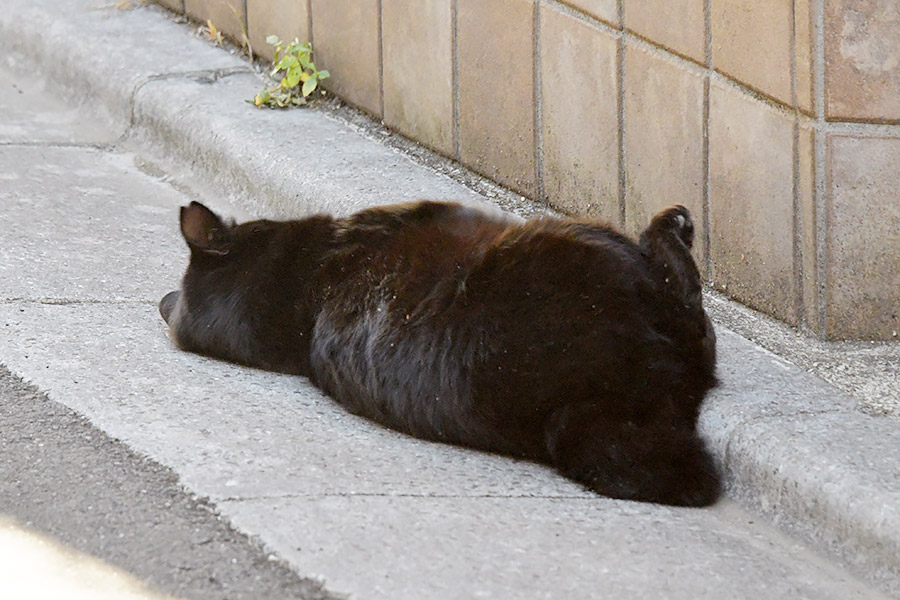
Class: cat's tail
544,402,721,507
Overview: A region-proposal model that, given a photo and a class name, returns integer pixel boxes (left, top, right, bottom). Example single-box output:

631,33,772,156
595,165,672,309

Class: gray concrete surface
699,331,900,594
0,0,898,597
705,291,900,418
0,157,888,598
0,365,335,600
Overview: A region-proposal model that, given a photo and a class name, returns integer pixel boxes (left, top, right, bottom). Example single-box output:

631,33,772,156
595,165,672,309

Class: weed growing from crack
250,36,329,108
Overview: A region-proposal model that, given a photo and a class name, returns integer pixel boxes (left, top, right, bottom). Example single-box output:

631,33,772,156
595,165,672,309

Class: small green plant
251,36,330,108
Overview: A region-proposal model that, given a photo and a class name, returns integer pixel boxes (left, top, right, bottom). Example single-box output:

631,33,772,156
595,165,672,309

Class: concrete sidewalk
0,0,898,597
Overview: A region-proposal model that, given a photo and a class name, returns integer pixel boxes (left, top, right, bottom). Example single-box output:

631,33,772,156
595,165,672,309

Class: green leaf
286,40,309,57
301,77,317,97
253,35,328,107
274,55,298,71
253,87,271,107
286,65,302,88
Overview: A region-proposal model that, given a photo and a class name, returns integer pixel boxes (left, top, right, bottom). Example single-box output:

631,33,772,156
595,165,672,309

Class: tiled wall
163,0,900,341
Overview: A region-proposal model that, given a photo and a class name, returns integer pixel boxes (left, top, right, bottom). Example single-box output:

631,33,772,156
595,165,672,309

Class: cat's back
464,216,709,422
332,201,513,263
311,205,673,449
323,201,515,309
473,217,649,294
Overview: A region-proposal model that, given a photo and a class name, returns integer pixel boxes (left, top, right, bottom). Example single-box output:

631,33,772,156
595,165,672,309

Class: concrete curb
2,0,897,595
701,330,900,594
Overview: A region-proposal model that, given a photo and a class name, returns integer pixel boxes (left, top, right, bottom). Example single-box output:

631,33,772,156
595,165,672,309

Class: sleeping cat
160,200,720,506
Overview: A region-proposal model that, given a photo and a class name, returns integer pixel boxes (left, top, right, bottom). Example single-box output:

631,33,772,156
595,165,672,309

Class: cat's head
160,202,294,371
160,201,239,327
161,202,331,374
161,201,230,323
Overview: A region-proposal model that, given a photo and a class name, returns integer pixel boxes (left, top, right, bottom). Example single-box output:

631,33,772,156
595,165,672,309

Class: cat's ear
180,202,232,256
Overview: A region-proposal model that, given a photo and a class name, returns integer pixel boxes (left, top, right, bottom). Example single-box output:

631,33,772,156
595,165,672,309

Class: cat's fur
161,200,720,506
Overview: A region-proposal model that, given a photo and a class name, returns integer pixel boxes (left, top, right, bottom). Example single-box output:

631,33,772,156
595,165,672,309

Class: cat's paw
650,205,694,249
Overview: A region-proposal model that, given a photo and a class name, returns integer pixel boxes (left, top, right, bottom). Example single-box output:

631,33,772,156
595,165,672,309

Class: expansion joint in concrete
0,141,118,151
0,298,156,307
217,492,596,503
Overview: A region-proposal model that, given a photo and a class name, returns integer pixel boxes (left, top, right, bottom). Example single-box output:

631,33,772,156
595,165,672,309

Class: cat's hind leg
544,403,721,507
639,205,717,395
639,205,703,308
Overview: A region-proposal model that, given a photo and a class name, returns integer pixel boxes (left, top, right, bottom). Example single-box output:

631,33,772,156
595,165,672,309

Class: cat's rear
162,201,720,506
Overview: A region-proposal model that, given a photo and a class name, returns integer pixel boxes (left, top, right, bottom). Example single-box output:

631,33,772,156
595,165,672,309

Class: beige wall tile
247,0,310,63
458,0,536,197
540,3,619,220
795,0,814,114
557,0,618,27
310,0,381,117
624,42,706,258
186,0,247,44
709,81,797,323
711,0,793,106
382,0,453,156
798,122,817,330
825,0,900,122
826,135,900,339
626,0,705,64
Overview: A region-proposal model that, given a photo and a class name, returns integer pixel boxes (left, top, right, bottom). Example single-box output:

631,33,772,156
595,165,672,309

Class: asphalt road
0,365,337,600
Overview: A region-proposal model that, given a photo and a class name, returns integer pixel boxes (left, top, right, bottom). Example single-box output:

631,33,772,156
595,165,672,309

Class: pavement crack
215,492,596,503
1,298,156,307
0,141,119,150
127,67,257,129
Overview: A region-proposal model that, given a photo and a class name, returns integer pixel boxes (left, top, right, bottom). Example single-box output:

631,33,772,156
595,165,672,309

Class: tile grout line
543,0,619,31
823,120,900,134
242,0,248,53
451,0,460,160
813,0,828,338
532,0,545,205
306,0,313,47
377,0,384,119
790,0,804,327
616,0,626,228
702,0,712,280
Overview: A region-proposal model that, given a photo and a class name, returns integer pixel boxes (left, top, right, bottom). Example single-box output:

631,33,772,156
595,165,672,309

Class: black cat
160,200,719,506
